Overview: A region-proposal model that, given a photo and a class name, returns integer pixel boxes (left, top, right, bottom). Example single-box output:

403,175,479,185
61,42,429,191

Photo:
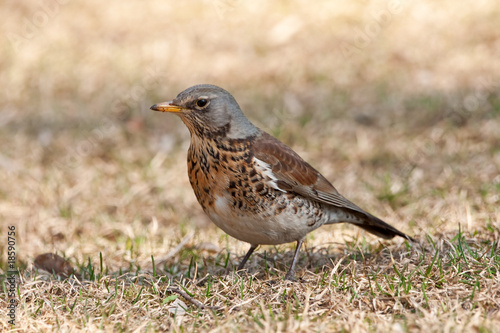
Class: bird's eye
196,99,209,108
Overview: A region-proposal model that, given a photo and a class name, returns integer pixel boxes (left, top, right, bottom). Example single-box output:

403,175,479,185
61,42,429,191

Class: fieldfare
151,84,414,281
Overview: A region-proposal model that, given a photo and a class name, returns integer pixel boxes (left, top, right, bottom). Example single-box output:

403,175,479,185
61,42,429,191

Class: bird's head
151,84,259,140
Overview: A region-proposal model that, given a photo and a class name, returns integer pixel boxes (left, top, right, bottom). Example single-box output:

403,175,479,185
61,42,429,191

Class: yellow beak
150,101,184,113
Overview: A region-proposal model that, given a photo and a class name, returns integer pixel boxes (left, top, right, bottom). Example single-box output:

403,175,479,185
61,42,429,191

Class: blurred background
1,0,499,268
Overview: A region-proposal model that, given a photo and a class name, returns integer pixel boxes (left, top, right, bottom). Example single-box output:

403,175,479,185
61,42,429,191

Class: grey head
151,84,259,139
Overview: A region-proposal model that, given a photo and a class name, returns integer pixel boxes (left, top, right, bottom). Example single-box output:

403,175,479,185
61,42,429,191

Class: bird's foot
284,269,297,282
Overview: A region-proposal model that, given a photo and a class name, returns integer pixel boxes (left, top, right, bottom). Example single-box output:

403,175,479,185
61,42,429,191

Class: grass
1,0,500,331
5,229,499,331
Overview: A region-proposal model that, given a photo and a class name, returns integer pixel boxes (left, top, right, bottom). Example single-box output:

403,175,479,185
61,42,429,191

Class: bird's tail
327,208,415,242
355,212,415,242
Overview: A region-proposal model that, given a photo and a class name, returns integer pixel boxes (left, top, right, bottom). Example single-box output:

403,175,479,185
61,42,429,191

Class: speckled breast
186,135,330,245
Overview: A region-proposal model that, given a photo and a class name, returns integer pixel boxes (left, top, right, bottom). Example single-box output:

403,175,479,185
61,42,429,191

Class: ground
0,0,499,332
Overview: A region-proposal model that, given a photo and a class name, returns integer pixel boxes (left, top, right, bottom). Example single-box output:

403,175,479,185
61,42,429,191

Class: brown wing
252,131,365,213
252,131,414,241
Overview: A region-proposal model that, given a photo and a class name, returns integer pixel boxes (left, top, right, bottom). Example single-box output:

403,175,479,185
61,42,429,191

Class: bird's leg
237,244,258,271
284,239,305,281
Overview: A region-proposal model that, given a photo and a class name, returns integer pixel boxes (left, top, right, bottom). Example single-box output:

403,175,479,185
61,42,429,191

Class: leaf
162,295,178,304
34,253,77,279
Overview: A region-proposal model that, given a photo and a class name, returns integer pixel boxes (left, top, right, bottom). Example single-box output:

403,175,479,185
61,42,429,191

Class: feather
252,131,414,241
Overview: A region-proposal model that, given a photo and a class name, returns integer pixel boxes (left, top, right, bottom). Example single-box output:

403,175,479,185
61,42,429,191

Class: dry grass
1,0,499,331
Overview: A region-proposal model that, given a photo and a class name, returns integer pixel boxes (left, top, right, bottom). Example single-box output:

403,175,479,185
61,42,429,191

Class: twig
153,233,194,268
167,287,223,311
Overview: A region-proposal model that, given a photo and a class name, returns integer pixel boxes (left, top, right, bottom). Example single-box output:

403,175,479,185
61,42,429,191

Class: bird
151,84,414,281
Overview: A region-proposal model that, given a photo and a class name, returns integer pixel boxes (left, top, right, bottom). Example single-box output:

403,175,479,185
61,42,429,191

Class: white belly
206,194,329,245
